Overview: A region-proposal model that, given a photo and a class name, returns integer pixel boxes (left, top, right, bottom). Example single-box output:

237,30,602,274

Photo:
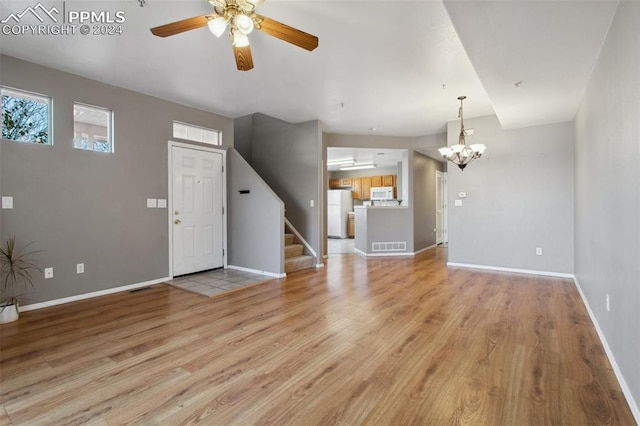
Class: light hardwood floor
0,248,635,425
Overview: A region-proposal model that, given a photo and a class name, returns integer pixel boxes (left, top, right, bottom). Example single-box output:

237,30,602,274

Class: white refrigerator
328,189,353,238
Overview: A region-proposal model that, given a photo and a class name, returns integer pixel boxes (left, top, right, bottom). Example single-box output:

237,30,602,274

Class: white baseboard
20,277,171,312
354,248,367,257
315,263,325,268
366,252,415,257
446,262,574,279
573,277,640,423
414,244,437,255
227,265,286,279
353,244,436,258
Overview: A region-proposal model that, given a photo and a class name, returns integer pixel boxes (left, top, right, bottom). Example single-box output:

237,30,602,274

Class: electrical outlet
536,247,543,256
606,294,610,312
44,267,53,279
77,263,84,274
1,196,13,209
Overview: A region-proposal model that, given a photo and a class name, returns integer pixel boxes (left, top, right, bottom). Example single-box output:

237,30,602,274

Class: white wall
574,0,640,417
446,115,574,274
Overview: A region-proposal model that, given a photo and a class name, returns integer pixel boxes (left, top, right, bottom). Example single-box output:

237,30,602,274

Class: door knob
174,219,181,225
174,210,180,215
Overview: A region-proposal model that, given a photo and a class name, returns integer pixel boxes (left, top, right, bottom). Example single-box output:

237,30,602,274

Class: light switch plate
454,200,463,207
2,196,13,209
157,199,167,208
147,198,157,208
310,200,314,207
44,267,53,279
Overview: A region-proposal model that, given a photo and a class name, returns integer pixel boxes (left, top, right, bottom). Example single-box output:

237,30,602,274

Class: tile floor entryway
168,268,272,297
327,238,355,254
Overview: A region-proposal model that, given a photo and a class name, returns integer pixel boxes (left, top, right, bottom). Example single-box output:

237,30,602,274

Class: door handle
174,219,181,225
174,210,180,215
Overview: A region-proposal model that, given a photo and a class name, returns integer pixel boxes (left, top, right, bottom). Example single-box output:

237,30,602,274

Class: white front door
172,146,224,276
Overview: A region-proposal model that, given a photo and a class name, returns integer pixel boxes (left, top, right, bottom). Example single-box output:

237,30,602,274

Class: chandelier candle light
438,96,486,171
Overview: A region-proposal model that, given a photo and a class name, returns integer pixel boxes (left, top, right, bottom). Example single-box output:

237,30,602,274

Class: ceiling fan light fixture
233,31,250,47
208,16,228,37
235,14,254,35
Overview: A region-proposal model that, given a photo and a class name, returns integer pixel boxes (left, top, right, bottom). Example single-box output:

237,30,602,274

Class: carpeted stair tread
285,244,304,258
285,255,314,273
285,233,295,245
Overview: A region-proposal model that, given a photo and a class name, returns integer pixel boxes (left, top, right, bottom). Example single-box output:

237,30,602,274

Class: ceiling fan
150,0,318,71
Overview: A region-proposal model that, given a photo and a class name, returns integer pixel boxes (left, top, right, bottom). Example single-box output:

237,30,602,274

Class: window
173,121,221,145
73,103,113,153
1,87,52,144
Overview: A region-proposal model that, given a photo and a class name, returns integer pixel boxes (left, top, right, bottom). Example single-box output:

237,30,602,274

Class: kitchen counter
354,206,412,256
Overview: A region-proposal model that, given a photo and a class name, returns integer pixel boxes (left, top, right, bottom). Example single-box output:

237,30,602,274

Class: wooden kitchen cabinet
347,212,355,238
340,178,352,187
332,174,396,199
361,177,372,200
352,178,362,199
329,178,354,189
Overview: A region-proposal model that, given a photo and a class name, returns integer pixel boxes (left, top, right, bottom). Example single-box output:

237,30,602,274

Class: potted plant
0,236,41,324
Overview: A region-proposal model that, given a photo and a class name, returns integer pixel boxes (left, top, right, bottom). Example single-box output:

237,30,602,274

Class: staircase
284,232,314,273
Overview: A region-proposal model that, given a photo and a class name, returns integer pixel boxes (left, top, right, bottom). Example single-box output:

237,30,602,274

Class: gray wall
228,150,284,275
240,113,323,261
413,152,443,251
0,55,233,303
446,115,574,273
574,0,639,412
233,115,253,161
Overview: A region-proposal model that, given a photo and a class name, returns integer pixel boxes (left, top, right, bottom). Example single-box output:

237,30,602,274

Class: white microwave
370,186,394,200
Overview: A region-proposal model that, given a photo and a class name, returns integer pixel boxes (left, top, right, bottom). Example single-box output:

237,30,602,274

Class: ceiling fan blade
233,45,254,71
151,15,210,37
257,15,318,51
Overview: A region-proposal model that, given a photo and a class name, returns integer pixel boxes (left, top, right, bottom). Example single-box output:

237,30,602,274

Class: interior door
172,146,223,276
436,170,446,244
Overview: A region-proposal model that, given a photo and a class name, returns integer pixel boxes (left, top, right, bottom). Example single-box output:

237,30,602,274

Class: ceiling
0,0,618,138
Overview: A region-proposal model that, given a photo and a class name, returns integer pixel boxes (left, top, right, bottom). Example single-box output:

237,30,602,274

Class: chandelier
438,96,486,171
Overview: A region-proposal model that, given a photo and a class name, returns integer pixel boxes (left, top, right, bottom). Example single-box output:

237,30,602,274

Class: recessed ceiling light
340,164,376,171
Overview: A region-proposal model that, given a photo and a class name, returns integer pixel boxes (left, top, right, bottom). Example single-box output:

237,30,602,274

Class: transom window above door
173,121,221,146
